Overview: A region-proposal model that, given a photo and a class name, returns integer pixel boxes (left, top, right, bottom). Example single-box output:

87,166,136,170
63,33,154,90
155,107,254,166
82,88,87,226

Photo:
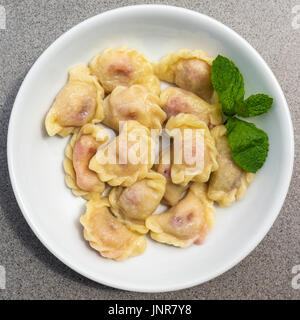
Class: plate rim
7,4,295,293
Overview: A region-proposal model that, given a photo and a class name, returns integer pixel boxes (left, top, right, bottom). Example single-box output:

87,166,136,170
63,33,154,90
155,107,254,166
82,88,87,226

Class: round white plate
7,5,294,292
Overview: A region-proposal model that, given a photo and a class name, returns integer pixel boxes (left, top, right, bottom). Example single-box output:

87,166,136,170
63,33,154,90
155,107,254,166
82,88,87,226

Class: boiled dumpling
45,65,104,137
64,123,109,199
89,46,160,95
146,183,215,248
103,85,166,131
89,120,155,187
160,87,222,128
153,49,214,101
80,198,146,260
208,125,254,206
109,171,166,234
165,113,218,186
154,148,189,206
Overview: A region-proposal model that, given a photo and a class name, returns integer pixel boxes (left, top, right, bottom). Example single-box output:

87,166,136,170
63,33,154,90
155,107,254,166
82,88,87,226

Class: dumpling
154,148,189,206
146,183,215,248
89,120,155,187
208,125,254,206
64,124,109,199
160,87,222,128
45,65,105,137
153,49,214,101
80,198,146,260
89,47,160,95
103,85,166,131
109,171,166,234
165,113,218,186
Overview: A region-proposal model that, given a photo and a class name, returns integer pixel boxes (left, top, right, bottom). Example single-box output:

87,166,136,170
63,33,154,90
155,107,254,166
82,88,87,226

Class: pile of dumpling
45,47,254,261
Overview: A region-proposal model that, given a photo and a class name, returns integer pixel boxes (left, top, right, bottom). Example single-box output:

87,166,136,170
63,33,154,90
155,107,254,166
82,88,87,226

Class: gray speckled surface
0,0,299,300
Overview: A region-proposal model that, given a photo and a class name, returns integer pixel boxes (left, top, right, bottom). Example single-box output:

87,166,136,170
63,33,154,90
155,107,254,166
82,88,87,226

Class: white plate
7,5,294,292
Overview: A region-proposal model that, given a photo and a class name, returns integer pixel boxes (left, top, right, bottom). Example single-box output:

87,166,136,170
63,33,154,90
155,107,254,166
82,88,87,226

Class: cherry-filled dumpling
80,198,146,261
45,65,104,137
109,171,166,234
153,49,214,102
154,148,189,206
64,124,109,199
208,125,254,206
146,183,215,248
89,47,160,95
89,120,155,187
103,85,166,131
165,113,218,186
160,87,222,128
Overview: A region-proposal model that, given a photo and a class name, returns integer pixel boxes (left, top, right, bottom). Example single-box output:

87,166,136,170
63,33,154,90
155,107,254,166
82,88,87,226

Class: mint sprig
211,55,273,117
225,117,269,173
237,94,273,117
211,55,244,116
211,55,273,173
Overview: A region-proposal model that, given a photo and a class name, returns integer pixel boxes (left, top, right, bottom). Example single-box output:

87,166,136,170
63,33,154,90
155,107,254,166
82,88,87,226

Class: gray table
0,0,299,300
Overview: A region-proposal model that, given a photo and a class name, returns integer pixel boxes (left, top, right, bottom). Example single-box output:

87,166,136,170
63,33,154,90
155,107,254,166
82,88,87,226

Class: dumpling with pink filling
89,120,155,187
153,49,214,102
109,171,166,234
146,183,215,248
89,47,160,95
154,148,189,206
64,123,109,199
80,198,146,261
165,113,218,186
103,85,166,131
160,87,222,128
45,65,104,137
208,125,254,206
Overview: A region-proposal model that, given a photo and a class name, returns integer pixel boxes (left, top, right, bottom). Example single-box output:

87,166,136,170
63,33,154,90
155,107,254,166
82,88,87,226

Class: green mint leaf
235,94,273,117
211,55,245,116
225,117,269,173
